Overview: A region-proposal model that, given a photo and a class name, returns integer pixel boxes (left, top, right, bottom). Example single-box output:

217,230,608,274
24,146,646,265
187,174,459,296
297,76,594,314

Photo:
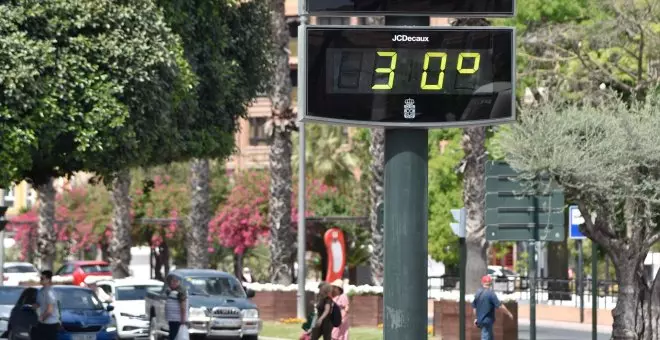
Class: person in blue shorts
472,275,514,340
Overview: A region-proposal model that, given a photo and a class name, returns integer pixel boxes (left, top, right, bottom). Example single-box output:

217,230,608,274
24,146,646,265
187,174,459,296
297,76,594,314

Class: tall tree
0,0,190,271
188,159,210,268
363,16,386,286
153,0,272,270
452,17,491,292
495,93,660,340
268,0,295,284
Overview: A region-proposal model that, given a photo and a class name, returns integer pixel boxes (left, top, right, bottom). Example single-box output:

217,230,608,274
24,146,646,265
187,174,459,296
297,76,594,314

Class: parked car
6,285,117,340
0,286,26,337
146,269,260,340
3,263,39,286
95,278,163,340
488,265,518,293
55,260,112,286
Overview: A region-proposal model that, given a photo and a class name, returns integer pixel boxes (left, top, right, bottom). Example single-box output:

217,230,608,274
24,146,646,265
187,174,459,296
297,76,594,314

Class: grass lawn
261,321,383,340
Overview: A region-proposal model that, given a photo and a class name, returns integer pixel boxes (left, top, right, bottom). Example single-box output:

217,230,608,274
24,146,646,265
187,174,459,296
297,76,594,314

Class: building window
249,117,269,146
317,17,350,25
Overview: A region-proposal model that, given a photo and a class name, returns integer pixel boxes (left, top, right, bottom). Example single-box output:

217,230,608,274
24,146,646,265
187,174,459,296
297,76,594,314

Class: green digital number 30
371,51,481,91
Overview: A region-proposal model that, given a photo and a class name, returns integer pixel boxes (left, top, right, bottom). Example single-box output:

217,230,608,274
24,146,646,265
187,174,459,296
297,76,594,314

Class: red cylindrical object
324,227,346,283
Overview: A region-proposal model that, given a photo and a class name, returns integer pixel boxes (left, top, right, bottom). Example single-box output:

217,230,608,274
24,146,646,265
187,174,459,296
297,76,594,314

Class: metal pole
592,242,598,340
459,236,466,340
382,12,430,332
529,196,539,340
0,189,5,286
578,239,584,323
296,14,308,320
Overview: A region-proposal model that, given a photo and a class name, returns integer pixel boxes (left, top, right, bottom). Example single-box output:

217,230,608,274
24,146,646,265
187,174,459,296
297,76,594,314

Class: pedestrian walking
310,283,334,340
32,270,61,340
164,275,189,340
330,279,349,340
472,275,514,340
241,267,255,284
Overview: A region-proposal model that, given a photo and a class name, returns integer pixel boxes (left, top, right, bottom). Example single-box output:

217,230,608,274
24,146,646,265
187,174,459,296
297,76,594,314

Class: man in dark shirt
472,275,514,340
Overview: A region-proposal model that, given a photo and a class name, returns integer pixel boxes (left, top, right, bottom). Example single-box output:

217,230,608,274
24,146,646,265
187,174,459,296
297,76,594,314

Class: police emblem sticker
403,98,416,119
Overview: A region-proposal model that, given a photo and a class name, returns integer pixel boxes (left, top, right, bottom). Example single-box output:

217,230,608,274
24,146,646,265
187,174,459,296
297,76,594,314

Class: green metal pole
592,242,598,340
459,236,466,340
530,195,539,340
382,126,429,340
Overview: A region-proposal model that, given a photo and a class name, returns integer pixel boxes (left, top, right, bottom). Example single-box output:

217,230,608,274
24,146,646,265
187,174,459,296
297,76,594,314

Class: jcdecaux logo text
392,35,429,42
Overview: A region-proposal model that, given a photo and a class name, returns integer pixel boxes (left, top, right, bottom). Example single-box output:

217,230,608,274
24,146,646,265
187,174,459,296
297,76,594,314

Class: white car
3,262,39,286
488,265,518,293
95,278,164,340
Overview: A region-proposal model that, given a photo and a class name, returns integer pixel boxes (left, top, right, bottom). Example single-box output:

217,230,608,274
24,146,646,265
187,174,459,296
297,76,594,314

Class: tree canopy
0,0,192,187
494,92,660,339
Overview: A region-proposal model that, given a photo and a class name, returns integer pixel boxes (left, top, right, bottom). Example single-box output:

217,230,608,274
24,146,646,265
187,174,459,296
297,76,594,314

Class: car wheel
149,316,162,340
242,335,258,340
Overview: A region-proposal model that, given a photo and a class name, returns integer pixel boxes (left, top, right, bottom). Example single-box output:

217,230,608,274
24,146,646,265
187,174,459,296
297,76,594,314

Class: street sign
485,161,565,242
301,26,516,128
304,0,515,17
569,205,586,239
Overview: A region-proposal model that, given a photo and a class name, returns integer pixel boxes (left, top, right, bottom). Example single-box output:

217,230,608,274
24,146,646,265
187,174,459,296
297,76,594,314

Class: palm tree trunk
462,126,488,292
267,0,295,285
36,178,56,270
188,158,210,268
109,169,132,278
368,128,385,285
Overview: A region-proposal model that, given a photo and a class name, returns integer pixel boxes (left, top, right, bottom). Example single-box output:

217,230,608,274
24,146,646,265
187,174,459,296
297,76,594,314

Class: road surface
519,323,610,340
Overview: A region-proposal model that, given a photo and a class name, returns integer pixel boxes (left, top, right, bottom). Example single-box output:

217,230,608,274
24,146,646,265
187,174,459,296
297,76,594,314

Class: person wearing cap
32,270,61,340
330,279,350,340
472,275,513,340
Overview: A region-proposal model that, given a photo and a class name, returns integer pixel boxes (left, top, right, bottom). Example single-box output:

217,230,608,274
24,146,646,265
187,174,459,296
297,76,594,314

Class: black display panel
305,0,514,16
304,26,515,127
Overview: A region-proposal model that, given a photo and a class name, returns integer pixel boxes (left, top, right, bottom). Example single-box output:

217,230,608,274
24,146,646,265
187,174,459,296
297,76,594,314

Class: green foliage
0,0,192,186
293,124,359,193
427,129,464,266
156,0,272,160
510,0,660,101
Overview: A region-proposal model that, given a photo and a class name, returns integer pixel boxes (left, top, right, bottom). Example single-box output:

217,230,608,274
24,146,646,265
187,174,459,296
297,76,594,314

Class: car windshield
80,264,111,273
4,265,37,273
184,276,246,298
54,288,104,310
115,285,162,301
0,287,24,305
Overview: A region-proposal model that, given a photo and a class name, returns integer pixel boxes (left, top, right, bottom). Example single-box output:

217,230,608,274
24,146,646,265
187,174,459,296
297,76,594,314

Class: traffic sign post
301,2,516,339
450,208,466,340
485,161,565,340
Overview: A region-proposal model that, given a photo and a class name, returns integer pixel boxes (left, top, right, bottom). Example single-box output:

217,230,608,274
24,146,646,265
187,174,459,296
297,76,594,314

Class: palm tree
188,158,210,268
364,16,386,286
268,0,296,284
292,124,358,190
454,17,490,292
109,169,132,278
36,178,56,270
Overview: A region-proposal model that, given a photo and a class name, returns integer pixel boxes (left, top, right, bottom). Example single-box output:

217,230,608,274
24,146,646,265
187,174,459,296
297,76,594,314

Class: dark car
146,269,261,340
7,285,117,340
